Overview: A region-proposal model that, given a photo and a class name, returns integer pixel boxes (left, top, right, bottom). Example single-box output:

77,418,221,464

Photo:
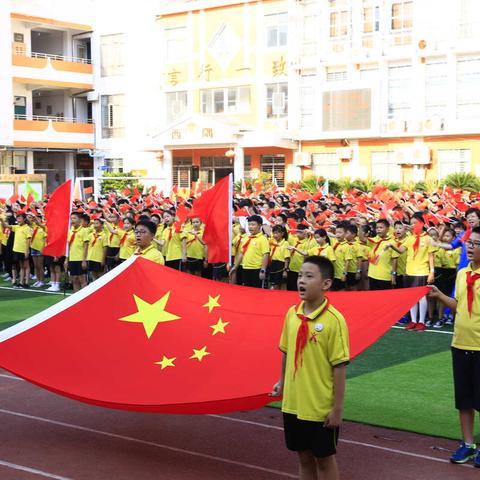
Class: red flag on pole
0,257,428,414
43,179,72,257
191,174,232,263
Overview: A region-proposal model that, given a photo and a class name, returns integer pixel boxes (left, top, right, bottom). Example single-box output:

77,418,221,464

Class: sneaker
415,323,426,331
32,281,44,288
46,284,60,292
450,442,476,464
445,316,454,326
3,275,11,282
474,450,480,468
397,316,409,325
433,319,444,329
405,322,417,330
425,319,433,328
2,272,10,279
12,283,21,289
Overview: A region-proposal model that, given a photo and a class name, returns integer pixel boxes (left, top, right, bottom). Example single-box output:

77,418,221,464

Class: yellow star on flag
189,346,211,362
203,295,221,313
119,292,181,338
210,318,229,336
155,356,176,370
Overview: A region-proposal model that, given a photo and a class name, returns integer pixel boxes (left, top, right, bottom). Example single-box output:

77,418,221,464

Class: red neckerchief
241,234,257,254
187,232,200,246
31,227,39,243
91,232,100,247
466,269,480,316
294,299,330,373
368,237,386,264
333,241,342,251
315,246,326,256
269,241,281,264
119,231,128,246
69,227,79,248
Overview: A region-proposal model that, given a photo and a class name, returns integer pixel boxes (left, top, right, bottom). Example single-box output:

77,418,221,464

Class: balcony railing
14,114,94,124
30,51,91,64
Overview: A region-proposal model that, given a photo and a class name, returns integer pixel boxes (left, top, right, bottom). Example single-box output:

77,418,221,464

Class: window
326,67,347,82
101,95,124,138
329,0,349,37
437,149,471,179
371,151,401,182
363,3,380,33
100,34,124,76
260,155,285,187
200,87,250,114
456,58,480,119
391,1,413,30
165,27,187,61
266,83,288,118
172,157,192,188
166,91,187,124
425,61,447,118
265,13,288,48
458,0,480,39
105,158,124,173
244,155,252,178
360,66,378,81
388,65,412,119
300,76,315,127
312,153,340,180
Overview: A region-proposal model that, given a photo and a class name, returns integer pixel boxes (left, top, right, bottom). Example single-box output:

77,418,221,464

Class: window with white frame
458,0,480,39
265,13,288,48
360,66,379,81
300,76,315,127
391,1,413,30
326,66,347,82
312,153,340,180
165,27,187,61
172,157,192,188
260,155,285,187
101,95,124,138
301,11,318,56
425,61,447,118
105,158,124,173
200,87,250,114
371,151,401,182
363,2,380,33
388,64,412,119
166,91,188,124
456,57,480,119
266,83,288,118
437,149,471,179
100,34,124,76
329,0,349,37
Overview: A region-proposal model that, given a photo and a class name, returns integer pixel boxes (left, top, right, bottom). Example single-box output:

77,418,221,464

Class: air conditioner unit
294,152,311,166
395,145,431,165
336,147,353,160
87,91,99,102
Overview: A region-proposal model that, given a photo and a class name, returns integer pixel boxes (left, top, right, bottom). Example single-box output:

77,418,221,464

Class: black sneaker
12,283,21,289
21,283,30,289
425,318,433,328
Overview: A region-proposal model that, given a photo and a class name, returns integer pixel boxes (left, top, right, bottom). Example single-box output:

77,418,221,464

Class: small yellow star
155,356,176,370
203,295,221,313
189,346,211,362
119,292,181,338
210,318,229,336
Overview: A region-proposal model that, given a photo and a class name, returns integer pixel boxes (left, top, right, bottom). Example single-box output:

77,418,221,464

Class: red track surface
0,370,478,479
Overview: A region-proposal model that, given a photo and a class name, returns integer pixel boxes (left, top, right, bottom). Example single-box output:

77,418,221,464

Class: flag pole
228,173,233,267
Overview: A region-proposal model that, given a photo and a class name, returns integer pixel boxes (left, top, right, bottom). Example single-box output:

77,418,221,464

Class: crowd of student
0,186,479,329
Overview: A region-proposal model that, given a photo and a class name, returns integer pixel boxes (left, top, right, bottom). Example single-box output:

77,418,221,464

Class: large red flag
0,257,427,414
191,174,232,263
42,179,72,257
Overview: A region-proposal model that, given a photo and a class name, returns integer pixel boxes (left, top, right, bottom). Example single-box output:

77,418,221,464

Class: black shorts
185,258,203,274
165,259,182,271
436,268,456,296
331,278,345,291
269,260,285,286
45,256,65,270
404,275,428,288
68,261,86,276
242,268,262,288
88,261,103,273
12,252,26,263
346,272,359,287
396,275,405,289
283,413,339,458
368,277,392,291
452,347,480,411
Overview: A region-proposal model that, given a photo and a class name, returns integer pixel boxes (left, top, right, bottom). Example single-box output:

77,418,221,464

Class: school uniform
239,232,270,288
162,225,183,270
134,243,165,265
67,226,89,275
287,236,316,291
366,236,399,290
403,233,437,287
330,239,353,291
268,239,290,286
87,230,107,272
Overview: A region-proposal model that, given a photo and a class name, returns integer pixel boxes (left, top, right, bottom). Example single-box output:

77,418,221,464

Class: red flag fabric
0,257,428,414
43,180,72,257
84,186,93,195
191,175,232,263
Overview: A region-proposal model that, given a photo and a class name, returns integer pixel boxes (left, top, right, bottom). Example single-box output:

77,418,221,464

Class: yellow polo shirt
289,236,316,273
134,243,165,264
104,223,121,248
404,233,437,276
119,229,136,260
366,236,399,282
30,225,46,252
87,231,107,263
270,239,291,262
240,233,270,269
307,245,336,263
346,240,364,274
68,226,89,261
12,224,32,254
162,225,183,261
394,236,409,276
280,299,350,421
331,239,353,280
439,248,460,269
452,264,480,351
182,231,206,260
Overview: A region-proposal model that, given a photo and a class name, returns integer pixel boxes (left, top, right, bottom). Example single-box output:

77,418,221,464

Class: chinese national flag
0,257,427,414
42,179,72,257
191,174,232,263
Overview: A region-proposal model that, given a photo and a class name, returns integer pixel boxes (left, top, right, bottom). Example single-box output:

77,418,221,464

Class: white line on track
0,459,71,479
0,373,24,381
391,325,453,335
0,408,297,479
0,286,70,296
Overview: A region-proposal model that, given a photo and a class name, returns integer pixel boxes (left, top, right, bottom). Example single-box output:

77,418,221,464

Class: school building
1,0,480,193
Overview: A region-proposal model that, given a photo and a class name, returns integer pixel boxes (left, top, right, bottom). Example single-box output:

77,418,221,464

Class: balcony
12,51,93,90
13,115,94,149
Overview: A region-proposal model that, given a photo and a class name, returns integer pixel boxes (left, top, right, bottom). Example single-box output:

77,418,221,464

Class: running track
0,371,478,479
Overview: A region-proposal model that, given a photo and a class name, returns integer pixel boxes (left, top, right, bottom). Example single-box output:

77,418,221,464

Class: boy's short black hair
82,213,90,224
135,220,156,235
412,211,425,222
393,220,405,227
297,224,309,231
335,221,348,231
376,219,390,228
272,224,288,239
276,213,287,223
345,224,358,235
466,208,480,220
303,256,334,281
247,214,263,225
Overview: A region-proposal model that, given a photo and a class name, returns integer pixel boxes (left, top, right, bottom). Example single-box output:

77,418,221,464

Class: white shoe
33,281,45,288
3,275,11,282
31,275,37,280
2,272,10,278
46,285,59,292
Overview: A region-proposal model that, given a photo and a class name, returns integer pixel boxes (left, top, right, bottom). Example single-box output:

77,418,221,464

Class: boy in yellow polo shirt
272,255,349,479
230,215,270,288
268,225,290,289
160,211,183,270
65,212,89,292
28,213,46,288
134,220,165,265
9,213,32,288
87,218,107,281
181,217,206,276
286,224,316,292
429,226,480,466
330,222,353,292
